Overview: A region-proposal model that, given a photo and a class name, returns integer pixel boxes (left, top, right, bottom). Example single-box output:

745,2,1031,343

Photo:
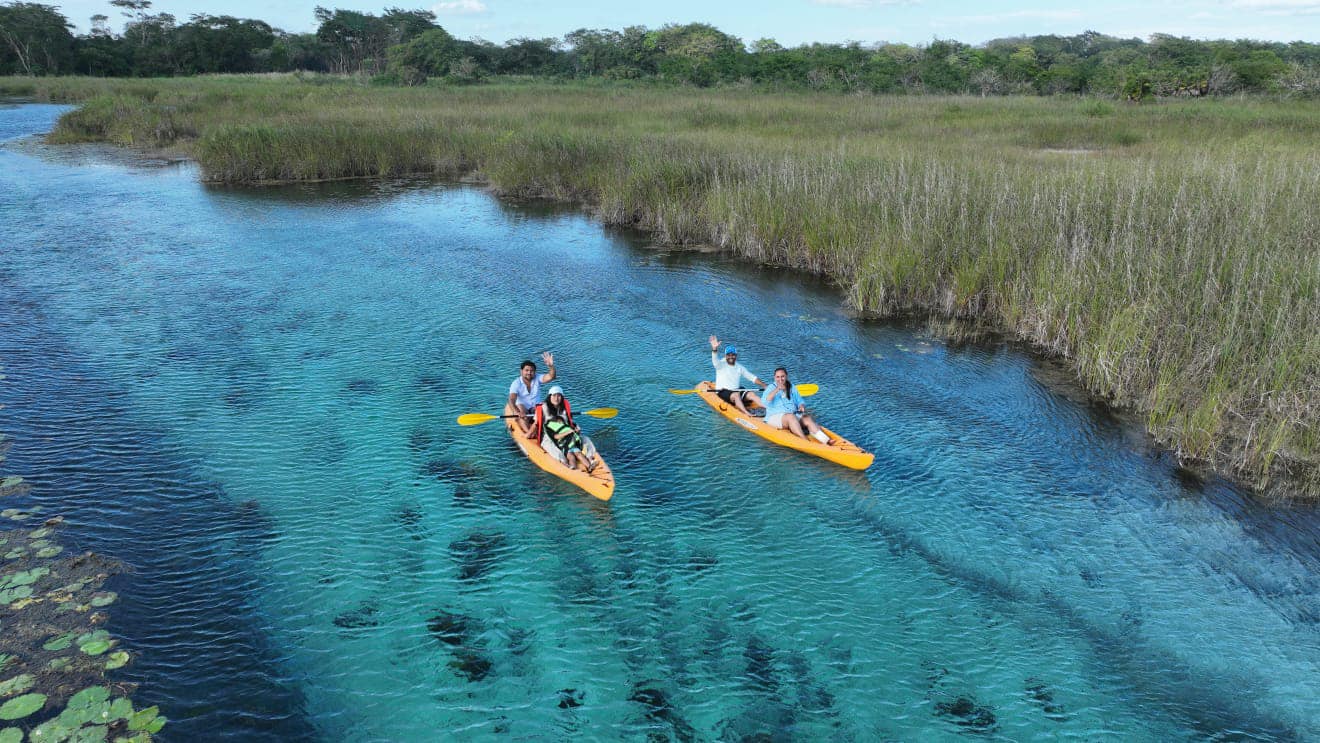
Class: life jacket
533,399,574,442
544,418,584,453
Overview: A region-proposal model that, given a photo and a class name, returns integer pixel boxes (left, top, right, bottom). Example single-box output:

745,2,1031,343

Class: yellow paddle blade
580,407,618,419
456,412,499,426
667,388,699,395
797,383,819,397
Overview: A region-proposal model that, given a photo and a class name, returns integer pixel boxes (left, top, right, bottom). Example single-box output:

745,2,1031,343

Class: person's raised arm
709,335,720,369
539,351,556,383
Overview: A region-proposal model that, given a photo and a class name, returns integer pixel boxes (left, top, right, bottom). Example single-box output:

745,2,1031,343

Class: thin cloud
944,9,1083,24
433,0,488,14
810,0,908,8
1229,0,1320,14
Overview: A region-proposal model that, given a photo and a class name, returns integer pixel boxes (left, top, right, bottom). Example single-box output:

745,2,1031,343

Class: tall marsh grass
12,76,1318,498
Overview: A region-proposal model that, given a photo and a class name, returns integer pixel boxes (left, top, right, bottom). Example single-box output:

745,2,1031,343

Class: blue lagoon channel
2,103,1320,741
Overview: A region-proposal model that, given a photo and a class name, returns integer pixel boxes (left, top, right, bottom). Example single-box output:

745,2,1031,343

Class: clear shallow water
2,103,1320,741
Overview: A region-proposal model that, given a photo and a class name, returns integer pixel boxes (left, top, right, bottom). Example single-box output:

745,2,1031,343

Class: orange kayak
505,417,614,501
695,381,874,470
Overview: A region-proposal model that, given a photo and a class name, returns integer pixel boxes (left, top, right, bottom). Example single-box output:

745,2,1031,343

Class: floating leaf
37,547,63,558
107,697,133,721
28,528,50,539
0,586,33,604
76,631,108,646
59,699,99,728
47,657,71,671
0,656,11,671
104,652,130,671
0,478,20,489
81,641,113,656
7,567,48,586
126,706,159,732
0,674,34,697
90,592,117,608
0,692,46,720
29,540,52,550
30,717,74,741
69,724,107,743
67,686,110,711
2,550,23,560
43,632,75,651
0,726,21,743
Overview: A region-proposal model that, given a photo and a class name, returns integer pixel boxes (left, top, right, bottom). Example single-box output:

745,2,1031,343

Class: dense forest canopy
1,1,1318,96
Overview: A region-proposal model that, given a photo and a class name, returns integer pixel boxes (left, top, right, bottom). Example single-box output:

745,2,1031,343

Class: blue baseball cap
724,345,737,355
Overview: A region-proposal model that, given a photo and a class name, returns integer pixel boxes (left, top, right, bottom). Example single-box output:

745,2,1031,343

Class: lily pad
0,728,22,743
0,675,34,697
6,567,49,586
81,640,113,656
67,686,110,711
2,550,23,560
126,706,159,732
69,724,108,743
0,478,21,489
104,651,130,671
28,528,50,539
30,717,74,741
29,540,52,550
89,592,117,608
43,632,75,651
59,698,102,727
0,692,46,720
107,697,133,721
47,657,71,672
37,547,63,558
76,631,108,646
0,586,33,604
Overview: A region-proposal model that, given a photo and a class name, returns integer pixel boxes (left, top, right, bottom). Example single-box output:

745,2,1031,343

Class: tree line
2,1,1319,97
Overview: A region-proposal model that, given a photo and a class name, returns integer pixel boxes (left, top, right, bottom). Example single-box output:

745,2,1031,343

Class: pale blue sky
60,0,1320,45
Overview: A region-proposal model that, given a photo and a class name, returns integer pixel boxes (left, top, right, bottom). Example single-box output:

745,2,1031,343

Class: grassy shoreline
5,75,1317,500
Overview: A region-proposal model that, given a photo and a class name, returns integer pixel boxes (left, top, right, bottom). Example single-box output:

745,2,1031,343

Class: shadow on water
0,282,318,741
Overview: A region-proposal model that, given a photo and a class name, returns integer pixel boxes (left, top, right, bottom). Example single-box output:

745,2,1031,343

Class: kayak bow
506,417,615,501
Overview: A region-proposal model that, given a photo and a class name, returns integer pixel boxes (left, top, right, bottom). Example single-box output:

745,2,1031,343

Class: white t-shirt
712,351,758,390
509,377,541,410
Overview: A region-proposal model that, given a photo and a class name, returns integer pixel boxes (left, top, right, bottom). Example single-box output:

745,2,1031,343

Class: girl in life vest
537,386,596,472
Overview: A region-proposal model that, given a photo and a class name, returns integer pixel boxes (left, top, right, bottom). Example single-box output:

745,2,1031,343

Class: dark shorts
716,388,749,405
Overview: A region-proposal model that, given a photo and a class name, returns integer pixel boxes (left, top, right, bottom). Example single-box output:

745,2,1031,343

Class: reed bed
7,76,1317,498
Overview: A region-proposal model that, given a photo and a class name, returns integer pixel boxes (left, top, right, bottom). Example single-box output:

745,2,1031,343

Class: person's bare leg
744,391,764,410
784,414,806,439
802,414,830,444
733,392,752,415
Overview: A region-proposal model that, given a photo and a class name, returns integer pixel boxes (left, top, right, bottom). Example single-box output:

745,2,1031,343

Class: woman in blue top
762,367,830,444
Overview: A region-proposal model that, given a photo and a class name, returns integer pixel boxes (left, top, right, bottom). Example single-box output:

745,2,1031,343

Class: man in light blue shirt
709,335,765,415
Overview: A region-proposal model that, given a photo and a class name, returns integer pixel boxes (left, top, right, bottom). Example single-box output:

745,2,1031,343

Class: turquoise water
3,103,1320,741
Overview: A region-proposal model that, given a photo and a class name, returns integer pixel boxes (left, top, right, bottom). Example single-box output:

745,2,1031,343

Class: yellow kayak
695,381,874,470
505,417,614,501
